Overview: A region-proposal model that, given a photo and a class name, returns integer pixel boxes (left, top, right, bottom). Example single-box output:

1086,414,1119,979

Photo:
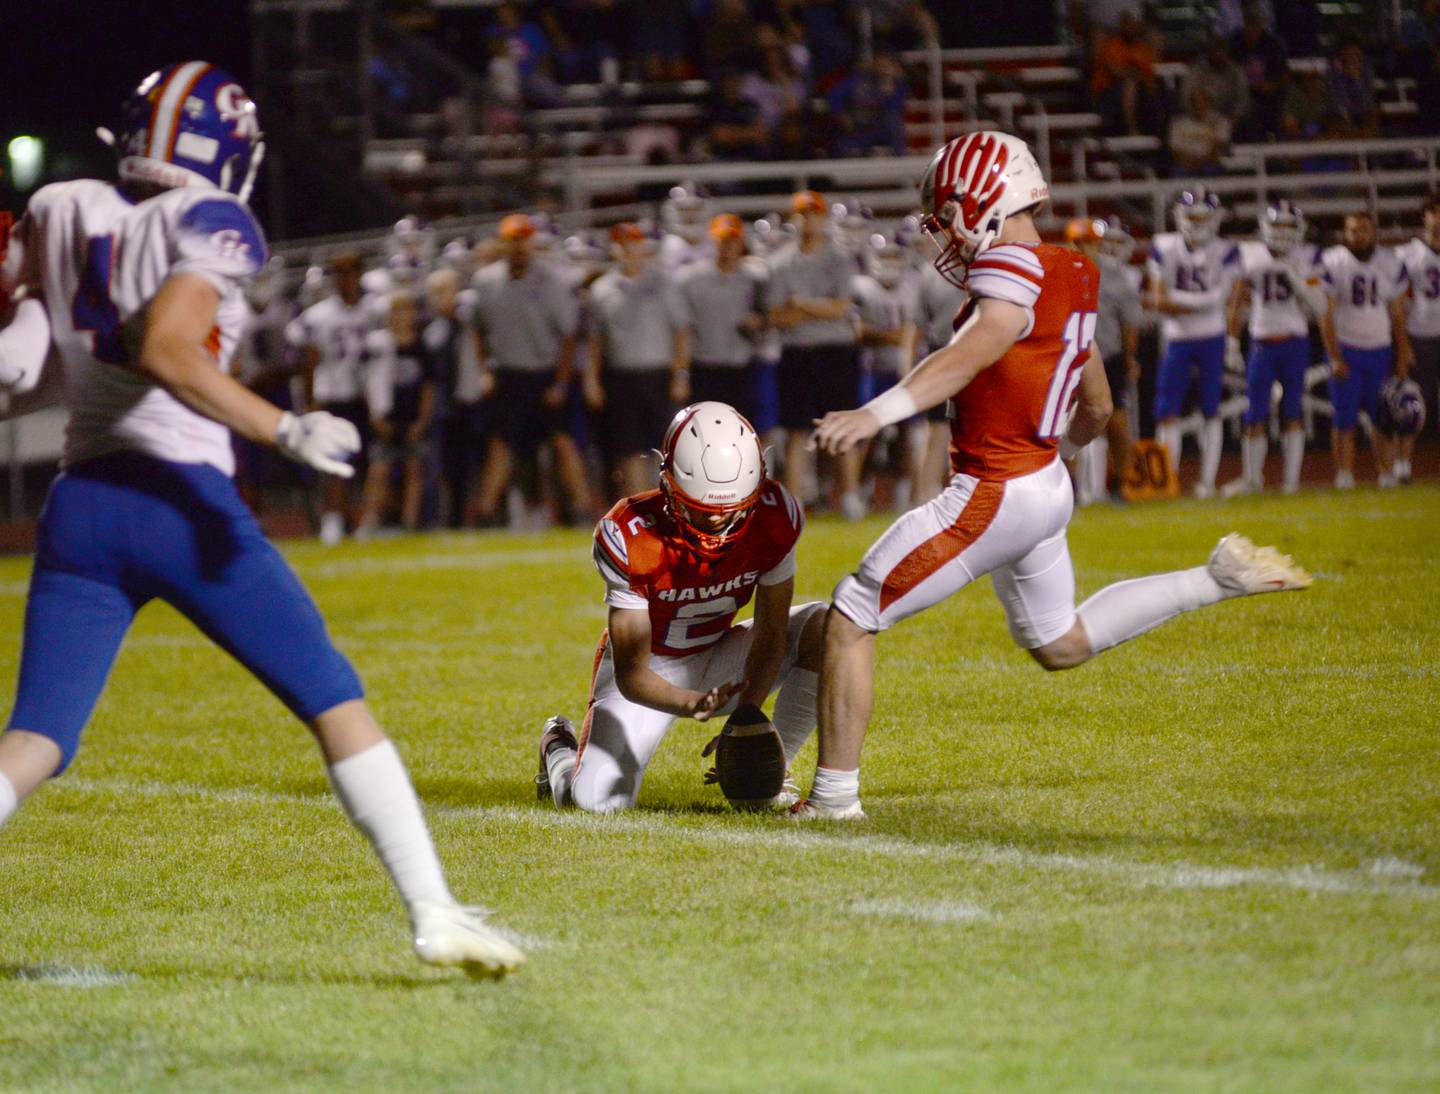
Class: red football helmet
919,130,1049,287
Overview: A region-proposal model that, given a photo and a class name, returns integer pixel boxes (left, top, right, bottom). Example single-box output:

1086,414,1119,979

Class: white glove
275,410,360,478
1225,335,1245,375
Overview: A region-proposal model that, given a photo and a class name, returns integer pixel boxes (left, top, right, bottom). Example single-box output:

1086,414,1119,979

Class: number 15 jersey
949,242,1099,482
12,180,266,475
592,482,803,658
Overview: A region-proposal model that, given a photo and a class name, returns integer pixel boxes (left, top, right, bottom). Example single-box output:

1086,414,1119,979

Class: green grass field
2,484,1438,1092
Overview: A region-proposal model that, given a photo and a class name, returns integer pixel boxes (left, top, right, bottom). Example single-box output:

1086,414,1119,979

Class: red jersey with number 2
591,481,803,658
948,242,1100,481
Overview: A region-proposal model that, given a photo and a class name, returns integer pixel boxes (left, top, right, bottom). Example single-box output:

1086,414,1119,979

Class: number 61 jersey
591,482,803,657
13,179,266,474
948,242,1100,481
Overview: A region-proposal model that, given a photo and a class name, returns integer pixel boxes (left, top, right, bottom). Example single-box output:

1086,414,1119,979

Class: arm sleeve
172,197,267,295
966,246,1042,336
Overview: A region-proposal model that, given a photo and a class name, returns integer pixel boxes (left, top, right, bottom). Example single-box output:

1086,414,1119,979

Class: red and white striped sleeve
966,243,1044,312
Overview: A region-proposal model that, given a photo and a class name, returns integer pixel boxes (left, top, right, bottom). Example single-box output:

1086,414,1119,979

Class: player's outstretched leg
316,701,525,977
1030,532,1311,671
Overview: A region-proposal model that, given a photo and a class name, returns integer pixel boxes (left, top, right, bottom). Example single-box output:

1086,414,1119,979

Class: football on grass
714,706,786,811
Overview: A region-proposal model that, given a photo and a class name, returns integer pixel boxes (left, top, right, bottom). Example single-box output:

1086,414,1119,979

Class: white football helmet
1174,187,1224,247
659,402,766,554
1096,215,1135,264
661,183,711,244
865,232,908,288
919,130,1050,286
1260,200,1306,254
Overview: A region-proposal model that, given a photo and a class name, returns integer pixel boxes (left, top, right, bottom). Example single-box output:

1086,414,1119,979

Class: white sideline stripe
58,777,1438,900
848,898,996,924
9,964,136,988
297,547,582,580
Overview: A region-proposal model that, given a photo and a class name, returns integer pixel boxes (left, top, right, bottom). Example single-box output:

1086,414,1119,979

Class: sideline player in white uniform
1394,191,1440,479
658,183,715,275
1148,187,1242,497
291,251,373,543
1319,211,1412,488
0,63,522,975
801,132,1312,819
1224,200,1326,495
535,403,824,812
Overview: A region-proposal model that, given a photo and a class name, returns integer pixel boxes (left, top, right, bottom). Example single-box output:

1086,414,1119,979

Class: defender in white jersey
1319,211,1413,488
0,63,523,977
1395,191,1440,474
1147,187,1242,497
1224,201,1326,495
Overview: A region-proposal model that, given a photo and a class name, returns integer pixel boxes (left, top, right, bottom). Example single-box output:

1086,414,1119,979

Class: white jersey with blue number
1322,245,1408,350
1147,232,1241,342
289,294,372,403
1238,241,1323,339
1395,237,1440,337
16,180,265,474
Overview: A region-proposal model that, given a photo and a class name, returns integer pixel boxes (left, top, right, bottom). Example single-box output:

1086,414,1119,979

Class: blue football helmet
1376,376,1427,436
1173,186,1223,246
109,61,265,203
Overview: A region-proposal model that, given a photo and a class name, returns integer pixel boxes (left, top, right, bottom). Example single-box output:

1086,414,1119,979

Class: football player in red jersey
537,401,825,812
800,131,1313,819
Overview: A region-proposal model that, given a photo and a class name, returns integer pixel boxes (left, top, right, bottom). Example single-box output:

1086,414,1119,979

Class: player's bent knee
1028,626,1091,672
795,602,829,670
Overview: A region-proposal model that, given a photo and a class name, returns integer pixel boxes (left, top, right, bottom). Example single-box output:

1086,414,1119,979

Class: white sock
1157,422,1182,476
810,765,860,807
1395,458,1411,477
0,771,16,828
1199,418,1223,489
544,745,577,808
771,668,818,765
327,740,453,910
1245,434,1268,487
1282,430,1304,490
1077,566,1225,655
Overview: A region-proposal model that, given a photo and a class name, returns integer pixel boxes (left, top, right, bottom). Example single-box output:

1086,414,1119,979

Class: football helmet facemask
659,402,766,555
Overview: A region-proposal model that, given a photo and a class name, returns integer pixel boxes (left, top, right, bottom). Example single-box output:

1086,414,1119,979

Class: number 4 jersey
592,482,803,658
13,180,266,474
948,242,1100,481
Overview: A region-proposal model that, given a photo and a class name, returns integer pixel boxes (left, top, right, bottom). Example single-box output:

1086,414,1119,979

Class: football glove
700,703,786,811
276,410,361,478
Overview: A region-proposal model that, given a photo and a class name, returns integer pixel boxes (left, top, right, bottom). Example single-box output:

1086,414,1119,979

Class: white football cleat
771,774,802,810
1334,470,1356,490
1207,532,1313,597
1219,476,1254,499
1193,482,1216,500
411,900,526,978
788,798,867,821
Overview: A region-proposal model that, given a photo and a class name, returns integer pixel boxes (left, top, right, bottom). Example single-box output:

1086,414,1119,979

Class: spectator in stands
490,2,561,107
766,189,861,513
587,223,692,498
1328,38,1380,138
1091,10,1162,136
1211,0,1272,37
679,214,767,422
633,0,691,81
827,53,908,156
791,0,855,91
742,25,810,145
704,0,761,78
1168,88,1232,175
1230,1,1289,138
706,70,770,161
1182,35,1251,129
358,291,437,538
294,252,372,546
470,214,594,526
1281,67,1341,141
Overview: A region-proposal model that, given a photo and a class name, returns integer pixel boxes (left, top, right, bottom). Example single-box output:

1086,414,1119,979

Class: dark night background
2,1,253,216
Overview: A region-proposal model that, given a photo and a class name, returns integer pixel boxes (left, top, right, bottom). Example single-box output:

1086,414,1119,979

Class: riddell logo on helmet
707,491,739,502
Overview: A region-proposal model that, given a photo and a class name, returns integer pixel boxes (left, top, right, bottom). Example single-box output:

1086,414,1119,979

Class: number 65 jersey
948,242,1100,481
12,179,266,474
591,482,803,658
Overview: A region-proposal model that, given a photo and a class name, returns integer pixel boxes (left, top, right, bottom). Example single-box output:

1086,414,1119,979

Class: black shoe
536,714,578,801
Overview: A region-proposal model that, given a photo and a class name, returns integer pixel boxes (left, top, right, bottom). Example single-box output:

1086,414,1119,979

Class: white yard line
58,776,1437,900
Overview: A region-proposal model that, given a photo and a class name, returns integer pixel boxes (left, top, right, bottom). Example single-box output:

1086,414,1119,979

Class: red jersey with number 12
592,481,803,658
949,242,1099,481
